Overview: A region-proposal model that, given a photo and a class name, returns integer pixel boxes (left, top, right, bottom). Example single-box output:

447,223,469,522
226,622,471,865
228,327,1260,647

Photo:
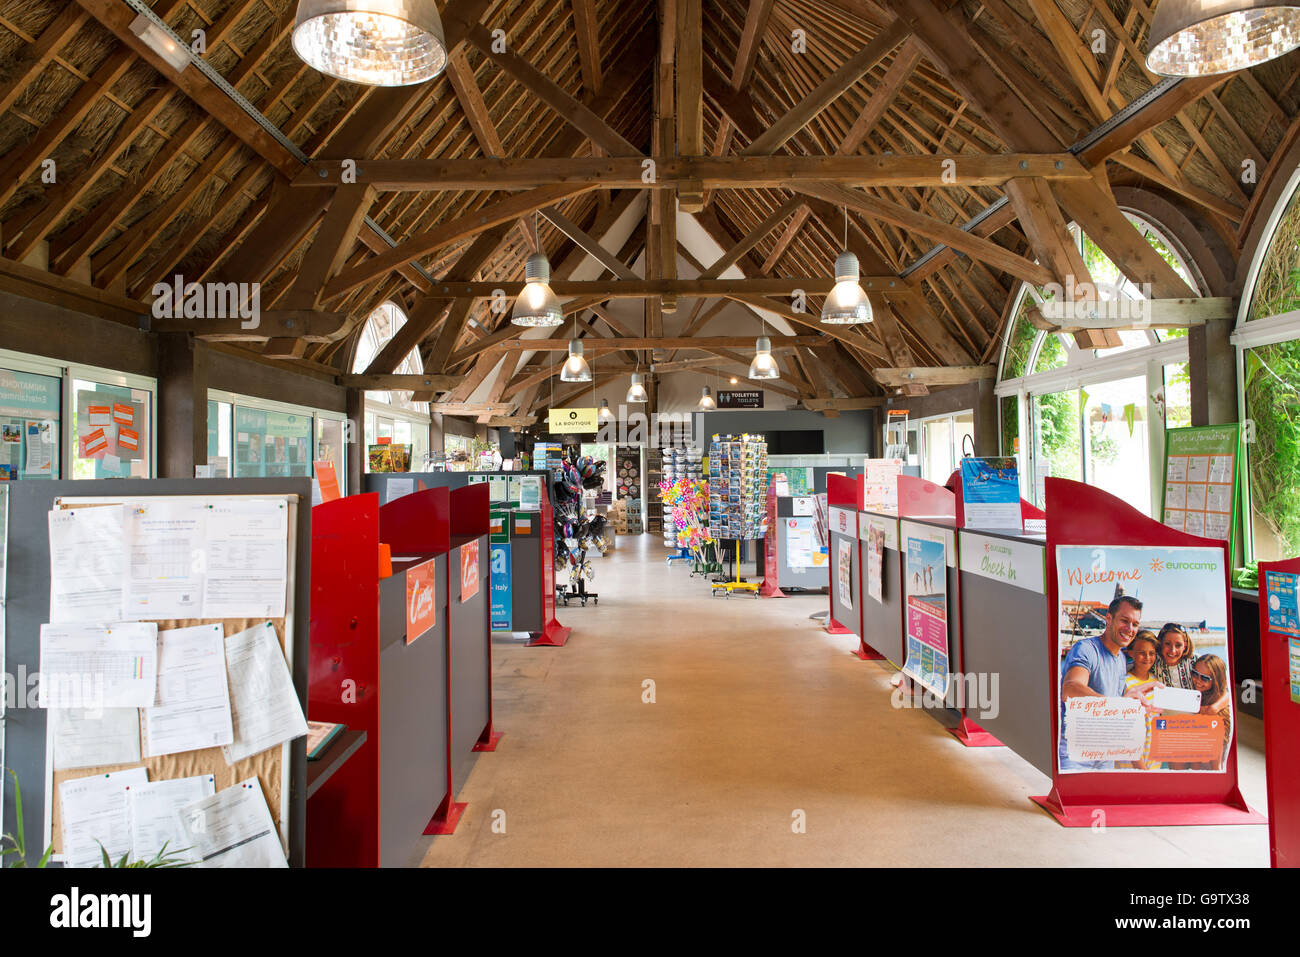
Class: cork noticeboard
44,494,299,862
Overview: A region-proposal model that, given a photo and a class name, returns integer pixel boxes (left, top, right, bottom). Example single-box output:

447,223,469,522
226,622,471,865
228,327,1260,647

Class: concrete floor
418,534,1270,867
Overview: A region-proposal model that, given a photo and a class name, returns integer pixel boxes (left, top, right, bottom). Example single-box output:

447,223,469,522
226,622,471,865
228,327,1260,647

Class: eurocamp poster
903,535,948,699
1055,544,1233,773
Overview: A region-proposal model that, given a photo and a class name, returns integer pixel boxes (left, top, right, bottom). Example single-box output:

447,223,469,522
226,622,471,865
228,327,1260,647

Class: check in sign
548,407,599,433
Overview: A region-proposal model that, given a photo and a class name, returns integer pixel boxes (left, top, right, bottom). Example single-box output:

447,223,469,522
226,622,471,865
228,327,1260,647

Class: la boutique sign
547,407,598,433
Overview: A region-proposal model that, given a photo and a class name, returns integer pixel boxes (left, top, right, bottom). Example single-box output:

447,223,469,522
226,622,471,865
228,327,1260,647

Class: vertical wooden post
157,332,208,478
346,386,365,495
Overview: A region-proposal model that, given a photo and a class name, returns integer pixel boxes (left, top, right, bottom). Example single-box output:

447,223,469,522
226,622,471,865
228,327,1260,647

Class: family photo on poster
1056,544,1233,773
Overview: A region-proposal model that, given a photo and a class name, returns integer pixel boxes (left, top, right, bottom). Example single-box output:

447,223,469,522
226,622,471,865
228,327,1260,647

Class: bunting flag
1124,403,1136,437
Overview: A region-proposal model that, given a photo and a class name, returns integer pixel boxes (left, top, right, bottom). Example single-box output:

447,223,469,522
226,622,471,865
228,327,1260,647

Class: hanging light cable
627,305,648,402
512,215,563,327
822,207,873,324
292,0,448,86
1148,0,1300,75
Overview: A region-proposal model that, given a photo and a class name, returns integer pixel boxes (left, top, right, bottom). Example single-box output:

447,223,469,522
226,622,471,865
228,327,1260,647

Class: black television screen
768,430,825,455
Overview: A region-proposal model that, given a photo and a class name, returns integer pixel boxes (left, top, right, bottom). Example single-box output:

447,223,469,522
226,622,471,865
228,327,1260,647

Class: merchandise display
707,433,769,540
551,449,611,606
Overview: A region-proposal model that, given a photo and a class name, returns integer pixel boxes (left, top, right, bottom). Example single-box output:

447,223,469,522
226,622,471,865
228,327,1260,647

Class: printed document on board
59,766,149,868
48,505,127,622
222,622,308,764
201,499,288,618
178,779,288,868
142,624,233,757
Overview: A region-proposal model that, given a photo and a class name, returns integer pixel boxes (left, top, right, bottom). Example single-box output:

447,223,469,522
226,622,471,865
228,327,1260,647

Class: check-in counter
956,527,1051,775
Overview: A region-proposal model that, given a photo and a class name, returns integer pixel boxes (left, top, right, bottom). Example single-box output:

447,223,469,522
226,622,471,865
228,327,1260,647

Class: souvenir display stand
527,488,572,646
896,475,1000,747
1032,478,1264,827
1257,557,1300,867
825,473,862,640
2,478,310,868
309,488,452,864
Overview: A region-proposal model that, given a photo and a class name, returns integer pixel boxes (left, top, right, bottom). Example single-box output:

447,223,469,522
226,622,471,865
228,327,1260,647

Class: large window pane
1244,342,1300,561
316,417,344,484
0,367,61,478
72,379,151,479
234,406,312,478
1032,390,1082,504
922,416,952,482
1083,375,1151,516
1163,362,1191,429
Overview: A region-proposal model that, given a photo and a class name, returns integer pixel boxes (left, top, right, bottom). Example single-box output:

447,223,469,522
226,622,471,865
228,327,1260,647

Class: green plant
98,840,193,869
1249,188,1300,320
2,768,53,868
1035,390,1082,481
1000,394,1019,459
1244,342,1300,558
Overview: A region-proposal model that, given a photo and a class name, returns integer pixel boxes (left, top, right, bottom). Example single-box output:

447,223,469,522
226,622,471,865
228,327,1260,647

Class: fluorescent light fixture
130,13,190,73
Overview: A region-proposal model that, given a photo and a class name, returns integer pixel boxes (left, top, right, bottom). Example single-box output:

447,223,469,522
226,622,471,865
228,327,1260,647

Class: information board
1161,424,1241,556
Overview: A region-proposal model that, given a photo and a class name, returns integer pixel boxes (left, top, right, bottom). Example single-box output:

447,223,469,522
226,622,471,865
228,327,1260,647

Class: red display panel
1258,556,1300,867
379,486,450,555
1035,477,1264,827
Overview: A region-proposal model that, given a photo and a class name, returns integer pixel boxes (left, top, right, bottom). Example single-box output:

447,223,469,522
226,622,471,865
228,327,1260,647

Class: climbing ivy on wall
1245,343,1300,558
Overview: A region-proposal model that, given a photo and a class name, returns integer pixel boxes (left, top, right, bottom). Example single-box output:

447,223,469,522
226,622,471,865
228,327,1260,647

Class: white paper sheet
201,500,288,619
178,779,288,868
59,767,149,868
127,774,216,864
25,420,52,474
122,499,207,620
52,707,142,770
39,622,158,708
222,622,308,764
142,624,233,757
48,505,127,622
387,477,415,502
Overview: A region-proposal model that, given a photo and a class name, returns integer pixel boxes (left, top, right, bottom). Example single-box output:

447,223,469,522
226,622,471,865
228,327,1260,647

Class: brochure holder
1032,478,1265,827
898,475,1000,748
1257,557,1300,866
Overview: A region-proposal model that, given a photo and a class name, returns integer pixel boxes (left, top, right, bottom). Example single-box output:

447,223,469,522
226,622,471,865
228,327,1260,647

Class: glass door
1030,389,1082,506
1082,375,1151,515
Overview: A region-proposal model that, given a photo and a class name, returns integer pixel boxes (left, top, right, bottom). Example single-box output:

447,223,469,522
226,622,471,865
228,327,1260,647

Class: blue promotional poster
490,543,513,631
960,456,1021,530
1265,570,1300,638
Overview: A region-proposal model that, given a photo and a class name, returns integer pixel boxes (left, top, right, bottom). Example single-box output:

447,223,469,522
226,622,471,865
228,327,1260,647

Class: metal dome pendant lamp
1147,0,1300,75
292,0,449,86
821,208,873,325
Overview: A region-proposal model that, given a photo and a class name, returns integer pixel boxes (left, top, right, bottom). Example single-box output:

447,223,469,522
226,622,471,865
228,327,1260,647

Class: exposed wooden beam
571,0,603,94
446,47,505,156
540,207,638,279
732,0,776,88
150,310,348,341
873,365,995,387
293,154,1089,190
677,0,704,206
802,396,887,411
323,183,595,299
701,198,805,279
1032,297,1233,329
794,182,1055,287
742,19,910,156
490,335,825,352
281,186,378,310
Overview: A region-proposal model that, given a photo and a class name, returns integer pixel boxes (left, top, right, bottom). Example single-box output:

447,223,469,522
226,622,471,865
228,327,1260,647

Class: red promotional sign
460,539,480,602
314,460,341,502
759,475,784,597
405,558,437,644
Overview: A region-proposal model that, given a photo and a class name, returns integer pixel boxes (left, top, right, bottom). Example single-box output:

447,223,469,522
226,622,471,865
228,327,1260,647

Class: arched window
997,215,1200,512
1234,169,1300,563
353,302,432,470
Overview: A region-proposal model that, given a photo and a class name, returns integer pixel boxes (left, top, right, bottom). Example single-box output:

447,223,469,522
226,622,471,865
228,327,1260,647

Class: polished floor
418,534,1270,867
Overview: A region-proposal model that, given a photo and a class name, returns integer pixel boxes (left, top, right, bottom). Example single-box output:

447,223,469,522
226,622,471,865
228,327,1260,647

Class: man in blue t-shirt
1058,595,1150,771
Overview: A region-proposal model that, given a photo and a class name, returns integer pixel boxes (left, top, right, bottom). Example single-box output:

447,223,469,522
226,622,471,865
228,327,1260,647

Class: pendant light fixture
821,208,873,324
626,372,648,403
292,0,448,86
1148,0,1300,75
598,398,613,422
512,216,564,327
697,385,717,410
748,336,780,380
560,318,591,383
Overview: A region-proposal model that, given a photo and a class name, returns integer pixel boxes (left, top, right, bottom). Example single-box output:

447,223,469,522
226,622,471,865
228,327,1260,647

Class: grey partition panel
509,525,543,633
777,497,831,590
829,529,858,628
378,552,448,866
2,478,310,867
960,571,1052,775
863,547,904,666
812,465,862,491
449,538,491,791
365,471,469,503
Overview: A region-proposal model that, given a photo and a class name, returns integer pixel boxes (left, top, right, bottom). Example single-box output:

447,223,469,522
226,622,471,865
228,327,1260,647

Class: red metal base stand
424,792,467,835
759,578,785,597
473,721,504,752
825,615,855,635
947,715,1003,747
1030,787,1267,828
526,618,572,646
854,639,885,660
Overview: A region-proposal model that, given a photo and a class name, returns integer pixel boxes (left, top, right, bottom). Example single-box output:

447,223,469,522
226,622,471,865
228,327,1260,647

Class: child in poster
1056,544,1233,773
